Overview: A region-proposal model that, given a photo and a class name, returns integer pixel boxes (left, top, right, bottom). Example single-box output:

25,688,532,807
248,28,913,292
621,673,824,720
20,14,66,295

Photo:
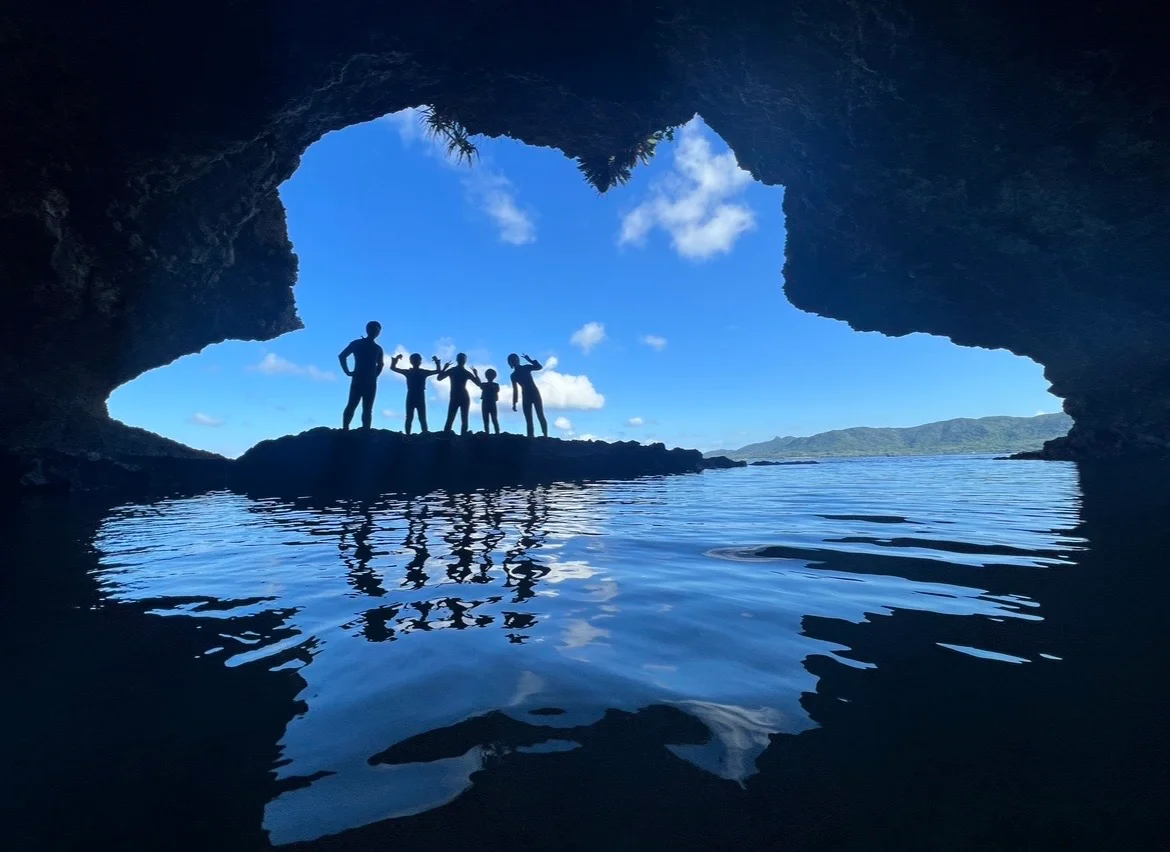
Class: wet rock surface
234,429,744,496
4,1,1170,457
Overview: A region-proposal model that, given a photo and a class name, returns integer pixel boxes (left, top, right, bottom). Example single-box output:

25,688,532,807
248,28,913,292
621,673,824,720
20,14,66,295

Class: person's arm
470,367,482,388
422,355,441,376
523,353,542,371
338,342,354,377
512,377,519,411
375,347,385,377
389,355,409,376
437,362,452,380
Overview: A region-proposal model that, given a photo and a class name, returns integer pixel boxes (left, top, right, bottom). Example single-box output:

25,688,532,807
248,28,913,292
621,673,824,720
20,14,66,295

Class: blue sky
109,113,1061,457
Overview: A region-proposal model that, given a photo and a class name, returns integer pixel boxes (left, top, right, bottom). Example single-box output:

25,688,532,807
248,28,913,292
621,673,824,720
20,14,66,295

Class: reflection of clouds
508,670,545,706
560,619,611,650
542,561,599,583
666,700,786,785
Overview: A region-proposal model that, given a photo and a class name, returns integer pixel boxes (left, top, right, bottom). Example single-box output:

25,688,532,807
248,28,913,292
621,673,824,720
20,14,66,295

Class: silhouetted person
437,352,481,435
475,367,501,434
509,353,547,437
339,321,384,429
390,352,441,434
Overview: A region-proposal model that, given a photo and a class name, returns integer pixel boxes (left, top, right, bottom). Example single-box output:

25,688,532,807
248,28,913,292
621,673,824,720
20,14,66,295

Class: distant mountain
705,413,1072,460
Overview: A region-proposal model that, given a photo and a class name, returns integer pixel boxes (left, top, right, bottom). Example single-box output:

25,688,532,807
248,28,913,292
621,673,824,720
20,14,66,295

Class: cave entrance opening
107,110,1061,458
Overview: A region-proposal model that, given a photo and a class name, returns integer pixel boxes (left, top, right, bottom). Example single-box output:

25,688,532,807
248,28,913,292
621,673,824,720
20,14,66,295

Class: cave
4,0,1169,463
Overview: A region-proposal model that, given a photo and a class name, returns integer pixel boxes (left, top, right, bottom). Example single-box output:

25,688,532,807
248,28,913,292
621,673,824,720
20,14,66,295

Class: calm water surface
6,456,1169,850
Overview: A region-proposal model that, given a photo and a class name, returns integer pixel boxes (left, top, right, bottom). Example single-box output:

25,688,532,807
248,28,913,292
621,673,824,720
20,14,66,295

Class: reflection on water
5,456,1170,850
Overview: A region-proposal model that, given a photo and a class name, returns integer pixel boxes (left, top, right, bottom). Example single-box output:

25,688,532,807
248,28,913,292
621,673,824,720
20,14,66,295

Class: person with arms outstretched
390,352,442,434
338,321,384,429
509,352,547,437
437,353,481,435
475,367,501,434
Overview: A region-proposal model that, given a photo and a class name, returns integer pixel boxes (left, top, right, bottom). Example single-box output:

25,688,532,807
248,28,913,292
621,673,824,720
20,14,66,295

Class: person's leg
342,379,362,429
522,399,535,438
491,409,500,434
361,381,375,429
482,405,490,433
459,401,470,435
444,399,458,432
419,401,428,433
405,400,416,434
533,396,548,437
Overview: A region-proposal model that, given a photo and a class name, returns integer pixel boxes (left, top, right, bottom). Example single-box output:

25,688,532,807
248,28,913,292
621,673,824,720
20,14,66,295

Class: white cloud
554,416,573,431
577,433,601,442
641,334,667,351
190,413,223,427
250,353,336,381
627,416,644,427
465,172,536,245
382,409,396,418
570,322,606,354
535,365,605,411
618,117,756,260
383,107,536,246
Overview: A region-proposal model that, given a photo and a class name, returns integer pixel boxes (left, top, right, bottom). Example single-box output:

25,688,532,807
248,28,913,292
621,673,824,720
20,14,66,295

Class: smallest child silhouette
390,353,442,434
474,368,501,434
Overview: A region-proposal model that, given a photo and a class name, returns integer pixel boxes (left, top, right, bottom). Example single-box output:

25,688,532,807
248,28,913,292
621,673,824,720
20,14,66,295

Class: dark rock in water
698,455,747,471
2,421,230,496
749,459,819,466
3,448,231,496
234,429,741,496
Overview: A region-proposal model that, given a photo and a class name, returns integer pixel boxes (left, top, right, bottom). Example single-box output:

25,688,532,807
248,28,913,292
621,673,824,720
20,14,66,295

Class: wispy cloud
619,117,755,260
383,107,536,246
640,334,667,351
190,413,223,427
627,416,644,427
250,353,335,381
570,322,606,354
554,416,573,431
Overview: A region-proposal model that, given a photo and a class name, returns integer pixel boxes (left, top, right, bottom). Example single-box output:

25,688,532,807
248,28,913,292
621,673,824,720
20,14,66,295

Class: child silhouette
437,353,482,435
390,353,441,434
475,367,501,434
509,353,547,437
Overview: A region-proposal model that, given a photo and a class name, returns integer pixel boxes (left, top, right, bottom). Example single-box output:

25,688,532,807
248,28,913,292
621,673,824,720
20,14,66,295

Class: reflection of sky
91,457,1084,845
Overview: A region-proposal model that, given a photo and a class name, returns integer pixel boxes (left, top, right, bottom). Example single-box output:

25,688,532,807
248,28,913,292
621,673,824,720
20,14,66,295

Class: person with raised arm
389,353,442,434
436,352,481,435
338,321,384,430
509,352,548,438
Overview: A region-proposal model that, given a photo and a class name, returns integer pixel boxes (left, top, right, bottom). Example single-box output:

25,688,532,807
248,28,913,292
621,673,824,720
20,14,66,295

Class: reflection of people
437,353,482,435
390,353,441,434
338,321,385,430
477,368,502,434
509,353,548,438
340,502,386,598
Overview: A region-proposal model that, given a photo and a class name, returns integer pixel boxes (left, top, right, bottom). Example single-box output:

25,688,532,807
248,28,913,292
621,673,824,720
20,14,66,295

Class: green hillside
706,413,1072,460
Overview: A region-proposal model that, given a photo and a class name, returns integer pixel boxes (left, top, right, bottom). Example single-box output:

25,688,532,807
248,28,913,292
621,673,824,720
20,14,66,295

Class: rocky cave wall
3,0,1168,457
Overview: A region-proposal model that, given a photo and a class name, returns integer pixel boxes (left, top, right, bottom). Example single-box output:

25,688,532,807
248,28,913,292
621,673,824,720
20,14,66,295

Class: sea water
6,455,1168,850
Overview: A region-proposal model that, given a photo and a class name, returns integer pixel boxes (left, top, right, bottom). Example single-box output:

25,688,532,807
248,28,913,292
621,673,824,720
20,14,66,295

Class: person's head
365,321,382,338
409,353,422,367
485,368,497,381
456,352,467,366
507,353,520,368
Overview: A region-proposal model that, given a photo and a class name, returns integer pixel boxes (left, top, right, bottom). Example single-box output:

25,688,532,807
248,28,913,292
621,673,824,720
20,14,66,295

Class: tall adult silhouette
338,321,384,430
390,353,441,434
437,353,482,435
509,353,547,437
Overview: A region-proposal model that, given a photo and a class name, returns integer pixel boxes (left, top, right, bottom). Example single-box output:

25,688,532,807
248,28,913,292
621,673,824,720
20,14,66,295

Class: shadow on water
4,461,1170,850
